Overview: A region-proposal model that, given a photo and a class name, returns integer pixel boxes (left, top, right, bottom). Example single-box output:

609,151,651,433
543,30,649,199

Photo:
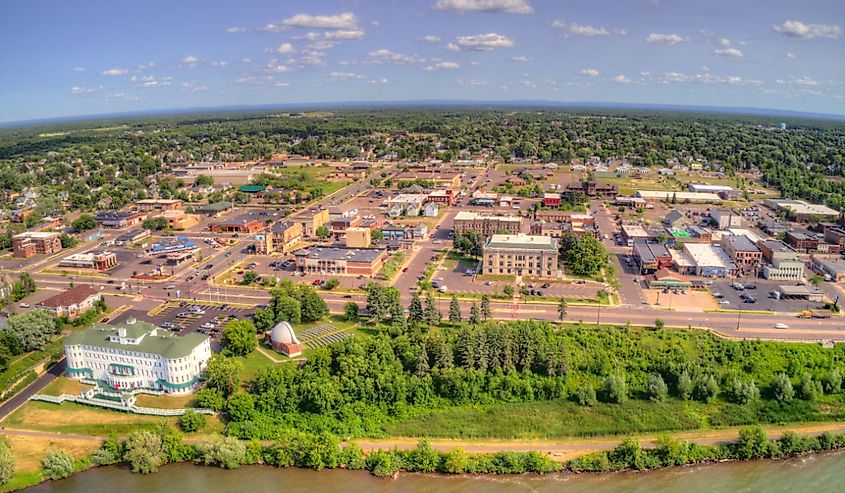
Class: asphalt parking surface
709,279,828,312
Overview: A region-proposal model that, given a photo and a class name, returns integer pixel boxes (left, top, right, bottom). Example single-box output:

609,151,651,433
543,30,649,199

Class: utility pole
736,304,742,331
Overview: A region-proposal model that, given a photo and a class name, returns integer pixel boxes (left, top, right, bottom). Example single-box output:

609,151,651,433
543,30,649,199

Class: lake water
25,450,845,493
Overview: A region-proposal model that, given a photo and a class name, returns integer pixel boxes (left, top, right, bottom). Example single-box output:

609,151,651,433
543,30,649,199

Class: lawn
383,397,845,440
134,392,195,410
0,337,66,398
1,434,99,492
596,176,678,196
40,377,93,397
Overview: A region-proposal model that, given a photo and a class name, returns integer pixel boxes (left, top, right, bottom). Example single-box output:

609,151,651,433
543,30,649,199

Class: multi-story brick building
254,221,303,255
12,231,62,258
293,247,387,277
482,234,559,278
721,235,762,274
453,211,523,237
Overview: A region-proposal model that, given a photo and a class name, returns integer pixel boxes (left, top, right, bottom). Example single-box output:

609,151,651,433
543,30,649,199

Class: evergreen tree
424,292,440,326
366,282,387,323
415,342,430,377
677,370,694,400
557,298,567,322
448,294,461,323
469,302,480,325
408,292,424,324
480,295,492,321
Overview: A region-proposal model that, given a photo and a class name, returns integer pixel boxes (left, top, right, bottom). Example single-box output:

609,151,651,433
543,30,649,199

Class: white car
439,286,448,293
19,303,29,308
719,300,730,305
774,323,789,329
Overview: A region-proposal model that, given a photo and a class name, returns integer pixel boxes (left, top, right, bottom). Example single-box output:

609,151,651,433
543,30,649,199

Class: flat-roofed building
711,209,742,229
722,235,762,274
345,227,372,248
395,171,461,188
530,220,573,238
58,251,118,270
811,257,845,282
679,243,737,277
426,189,457,205
688,183,734,194
209,214,264,234
116,228,151,246
621,224,650,244
37,285,102,319
12,231,61,258
195,201,235,217
94,211,147,229
636,190,722,204
293,247,387,277
134,199,182,212
758,239,804,281
159,210,200,230
453,211,523,237
543,193,561,207
632,239,673,274
64,319,211,394
482,233,558,278
254,221,303,255
785,230,820,253
765,199,839,222
290,208,330,238
566,181,618,198
823,227,845,250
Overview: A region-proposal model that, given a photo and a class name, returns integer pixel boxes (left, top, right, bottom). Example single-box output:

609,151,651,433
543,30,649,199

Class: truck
798,310,832,319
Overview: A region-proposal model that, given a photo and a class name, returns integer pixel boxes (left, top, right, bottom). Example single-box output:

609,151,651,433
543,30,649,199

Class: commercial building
785,230,821,253
453,211,523,237
254,221,303,255
775,284,824,302
482,234,559,278
765,199,840,222
209,214,264,234
159,210,200,230
687,183,734,194
293,247,387,277
647,270,693,289
94,211,147,229
823,227,845,250
134,199,183,212
146,237,198,256
115,229,151,246
290,208,330,238
543,193,561,207
632,240,673,274
759,240,804,281
711,209,742,230
674,243,737,277
620,224,650,244
721,235,762,274
195,201,235,217
395,171,461,188
565,181,618,198
469,191,498,206
534,210,595,226
37,285,102,319
58,251,118,270
64,319,211,394
345,227,372,248
426,189,457,206
635,190,722,204
329,216,364,237
811,257,845,282
12,231,62,258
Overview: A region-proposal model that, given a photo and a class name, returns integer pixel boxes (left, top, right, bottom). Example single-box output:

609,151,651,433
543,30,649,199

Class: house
543,193,561,207
64,319,211,394
422,203,439,217
662,210,688,229
37,285,103,319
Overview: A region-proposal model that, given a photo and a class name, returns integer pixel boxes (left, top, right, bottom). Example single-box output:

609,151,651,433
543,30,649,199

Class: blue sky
1,0,843,122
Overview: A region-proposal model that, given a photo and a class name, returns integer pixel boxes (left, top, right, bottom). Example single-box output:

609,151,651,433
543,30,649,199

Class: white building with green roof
64,318,211,394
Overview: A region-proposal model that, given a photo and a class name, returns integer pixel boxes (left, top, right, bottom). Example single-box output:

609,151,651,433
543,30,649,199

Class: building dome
269,321,299,345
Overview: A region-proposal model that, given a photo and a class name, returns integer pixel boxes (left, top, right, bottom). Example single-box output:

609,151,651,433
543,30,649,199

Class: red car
402,267,409,272
312,279,321,286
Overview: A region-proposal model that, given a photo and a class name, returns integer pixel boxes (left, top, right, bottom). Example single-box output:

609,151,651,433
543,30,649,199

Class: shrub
195,437,246,469
733,426,773,460
0,440,15,486
178,410,207,433
677,370,693,400
442,447,469,473
42,450,74,480
824,368,842,394
195,388,226,411
91,434,123,466
695,374,719,403
124,431,164,474
728,378,760,405
772,373,795,402
799,373,822,401
575,384,597,406
601,374,628,404
339,442,366,470
405,440,439,473
366,449,402,477
647,374,668,402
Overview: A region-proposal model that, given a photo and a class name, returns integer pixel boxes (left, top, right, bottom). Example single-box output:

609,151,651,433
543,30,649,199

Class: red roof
38,285,100,308
653,269,690,283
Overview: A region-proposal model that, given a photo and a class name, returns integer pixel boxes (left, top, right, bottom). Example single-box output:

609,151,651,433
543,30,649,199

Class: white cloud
180,82,207,92
645,33,687,44
450,33,514,51
131,75,173,88
101,68,127,76
552,20,617,37
714,48,744,58
235,75,275,85
774,20,841,40
72,67,86,73
277,42,296,54
324,29,365,40
613,74,630,84
658,71,761,86
579,68,600,77
368,78,391,85
717,37,731,47
433,0,533,14
367,48,426,64
786,52,797,59
265,63,291,73
510,56,530,62
457,78,488,86
274,82,290,88
226,26,246,33
419,35,442,43
241,58,252,64
69,85,102,94
794,76,819,86
212,60,228,68
281,12,358,30
328,71,364,80
425,61,461,71
181,55,200,68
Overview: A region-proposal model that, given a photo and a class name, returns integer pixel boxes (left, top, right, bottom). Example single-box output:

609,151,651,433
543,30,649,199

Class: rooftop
683,243,736,269
65,320,208,359
294,247,385,263
454,211,521,222
723,234,760,252
38,285,99,308
485,233,557,251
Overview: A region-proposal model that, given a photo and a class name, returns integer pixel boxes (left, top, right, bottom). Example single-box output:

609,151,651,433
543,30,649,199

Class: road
0,359,65,421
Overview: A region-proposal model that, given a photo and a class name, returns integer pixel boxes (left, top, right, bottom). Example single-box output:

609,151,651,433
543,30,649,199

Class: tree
481,295,492,321
677,370,694,400
142,216,167,231
299,287,328,322
647,373,668,402
194,174,214,186
371,229,384,241
274,295,302,324
59,233,78,248
408,292,424,324
325,278,340,290
344,301,360,321
654,318,665,330
124,431,164,474
557,298,567,322
559,233,608,277
448,294,461,323
575,384,597,406
221,320,257,357
71,213,96,232
424,291,440,325
226,392,256,422
366,282,388,323
824,368,842,394
696,374,720,403
315,226,330,240
241,271,258,285
41,450,74,480
773,373,795,402
0,440,15,486
177,409,207,433
251,308,276,333
6,309,59,352
204,355,242,396
728,378,760,405
799,373,822,401
195,436,246,469
503,284,514,297
469,302,480,325
602,374,628,403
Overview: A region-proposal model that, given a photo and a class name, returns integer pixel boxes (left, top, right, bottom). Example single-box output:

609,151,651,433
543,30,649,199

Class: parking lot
111,301,257,345
709,279,828,312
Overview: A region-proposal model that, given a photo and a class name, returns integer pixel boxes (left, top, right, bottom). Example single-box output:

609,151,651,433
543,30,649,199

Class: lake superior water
25,450,845,493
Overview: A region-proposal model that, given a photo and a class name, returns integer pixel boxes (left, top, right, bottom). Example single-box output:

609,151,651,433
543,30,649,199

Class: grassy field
595,175,678,195
134,392,195,409
384,397,845,440
1,434,99,493
40,377,93,397
0,338,65,397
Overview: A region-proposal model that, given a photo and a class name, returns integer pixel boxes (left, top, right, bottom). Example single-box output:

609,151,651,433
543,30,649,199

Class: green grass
3,400,177,436
1,471,42,493
238,350,279,384
383,397,845,440
0,337,65,396
477,274,516,282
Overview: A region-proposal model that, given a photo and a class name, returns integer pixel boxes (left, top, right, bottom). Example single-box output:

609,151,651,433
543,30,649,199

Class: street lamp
736,304,742,331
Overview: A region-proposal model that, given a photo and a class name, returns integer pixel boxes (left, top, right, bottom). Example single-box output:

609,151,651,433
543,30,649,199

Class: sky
1,0,843,123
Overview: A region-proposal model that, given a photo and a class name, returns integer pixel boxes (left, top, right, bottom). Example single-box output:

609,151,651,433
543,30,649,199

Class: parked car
18,303,29,308
719,300,730,305
439,286,448,292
